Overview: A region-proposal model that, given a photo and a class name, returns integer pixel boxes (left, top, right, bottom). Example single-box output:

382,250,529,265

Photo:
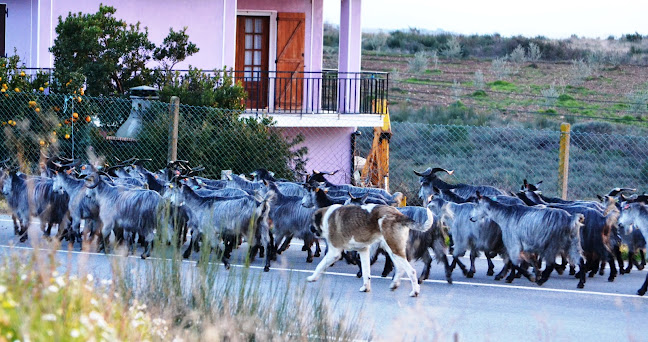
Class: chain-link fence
2,90,647,202
356,122,648,203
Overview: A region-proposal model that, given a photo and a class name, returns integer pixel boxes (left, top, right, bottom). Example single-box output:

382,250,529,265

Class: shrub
626,90,648,114
363,31,388,51
451,80,462,102
568,59,592,86
541,84,560,107
441,36,462,59
527,42,542,61
408,51,429,74
491,57,511,79
473,70,485,90
509,44,527,64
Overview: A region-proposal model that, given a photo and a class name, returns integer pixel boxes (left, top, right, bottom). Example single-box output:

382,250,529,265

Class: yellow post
558,122,571,200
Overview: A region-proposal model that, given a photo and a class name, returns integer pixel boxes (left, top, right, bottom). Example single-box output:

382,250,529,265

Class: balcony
235,70,389,127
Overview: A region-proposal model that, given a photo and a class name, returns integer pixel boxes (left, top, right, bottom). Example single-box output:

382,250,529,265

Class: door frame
237,10,277,111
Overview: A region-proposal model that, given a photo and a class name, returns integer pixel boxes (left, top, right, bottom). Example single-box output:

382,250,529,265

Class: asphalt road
1,215,647,341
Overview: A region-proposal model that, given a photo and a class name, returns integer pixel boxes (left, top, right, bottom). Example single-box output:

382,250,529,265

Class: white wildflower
0,285,7,294
88,311,102,321
86,274,94,282
90,298,98,307
47,285,59,293
42,314,57,321
70,329,80,338
55,276,65,287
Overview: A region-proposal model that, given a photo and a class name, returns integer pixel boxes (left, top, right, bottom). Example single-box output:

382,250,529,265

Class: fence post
558,122,571,200
167,96,180,162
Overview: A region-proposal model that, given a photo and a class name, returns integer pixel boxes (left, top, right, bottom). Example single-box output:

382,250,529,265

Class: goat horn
413,168,432,177
432,168,453,175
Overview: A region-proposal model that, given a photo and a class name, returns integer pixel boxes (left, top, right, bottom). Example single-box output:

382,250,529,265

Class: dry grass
0,237,369,341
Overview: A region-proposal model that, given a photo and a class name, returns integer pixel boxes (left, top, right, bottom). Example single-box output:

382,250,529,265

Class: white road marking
0,243,645,300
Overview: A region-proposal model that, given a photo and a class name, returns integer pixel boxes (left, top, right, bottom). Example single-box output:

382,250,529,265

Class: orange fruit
65,134,70,139
19,71,25,77
39,87,44,92
85,116,92,123
72,112,79,119
14,88,19,92
39,140,45,146
35,108,40,113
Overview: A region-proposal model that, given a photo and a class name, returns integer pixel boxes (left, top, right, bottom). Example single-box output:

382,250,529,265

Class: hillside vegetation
325,26,648,132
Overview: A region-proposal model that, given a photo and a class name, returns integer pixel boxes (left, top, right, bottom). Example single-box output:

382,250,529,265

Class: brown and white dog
306,204,434,297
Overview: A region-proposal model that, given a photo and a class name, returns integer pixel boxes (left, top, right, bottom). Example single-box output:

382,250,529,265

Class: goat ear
475,191,482,199
432,186,441,193
597,194,604,202
323,188,329,194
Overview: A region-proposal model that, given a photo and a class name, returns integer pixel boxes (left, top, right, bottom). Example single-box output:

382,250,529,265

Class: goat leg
381,254,394,278
313,239,321,257
505,263,517,283
577,257,586,289
11,215,19,235
417,251,433,284
468,250,478,278
554,253,568,275
263,239,272,272
607,253,617,282
587,258,600,278
495,262,511,281
638,273,648,296
613,245,625,275
277,235,293,254
452,256,469,277
639,250,646,270
486,254,495,276
536,262,555,286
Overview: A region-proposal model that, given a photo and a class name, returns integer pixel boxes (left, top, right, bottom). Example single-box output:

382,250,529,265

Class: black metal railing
234,70,389,115
20,68,389,115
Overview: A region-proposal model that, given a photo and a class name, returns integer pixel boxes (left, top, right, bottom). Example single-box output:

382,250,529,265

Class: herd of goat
0,158,647,296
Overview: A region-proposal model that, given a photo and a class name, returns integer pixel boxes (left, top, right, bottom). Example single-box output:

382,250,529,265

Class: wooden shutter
275,13,305,110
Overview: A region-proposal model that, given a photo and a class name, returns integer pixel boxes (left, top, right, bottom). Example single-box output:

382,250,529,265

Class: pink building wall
281,127,355,184
4,0,324,73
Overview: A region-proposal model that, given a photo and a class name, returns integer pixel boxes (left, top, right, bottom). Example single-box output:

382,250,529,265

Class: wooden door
275,13,305,110
236,16,270,109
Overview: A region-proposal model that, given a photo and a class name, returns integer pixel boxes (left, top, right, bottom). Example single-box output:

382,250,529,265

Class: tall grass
0,228,368,341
